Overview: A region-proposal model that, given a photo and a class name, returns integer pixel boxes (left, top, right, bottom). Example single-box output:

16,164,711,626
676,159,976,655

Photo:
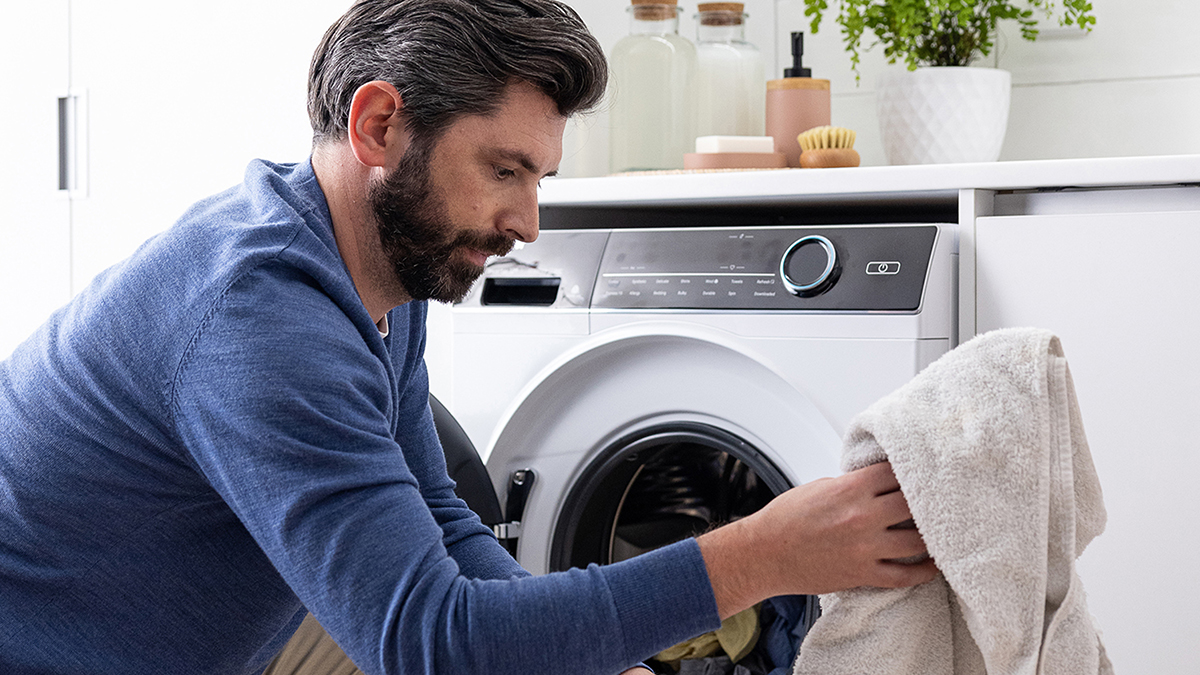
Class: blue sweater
0,159,719,674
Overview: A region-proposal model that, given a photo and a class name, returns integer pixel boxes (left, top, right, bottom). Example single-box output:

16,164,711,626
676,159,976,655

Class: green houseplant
799,0,1096,164
803,0,1096,77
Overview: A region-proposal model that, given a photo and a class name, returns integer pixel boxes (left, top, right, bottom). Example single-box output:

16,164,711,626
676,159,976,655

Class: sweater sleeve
388,346,527,582
170,264,720,675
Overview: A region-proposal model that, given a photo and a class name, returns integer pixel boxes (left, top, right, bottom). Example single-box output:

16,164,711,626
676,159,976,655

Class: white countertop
538,154,1200,206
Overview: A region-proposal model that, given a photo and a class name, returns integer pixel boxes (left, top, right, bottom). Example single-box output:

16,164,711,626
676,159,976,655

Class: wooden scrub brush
797,126,861,168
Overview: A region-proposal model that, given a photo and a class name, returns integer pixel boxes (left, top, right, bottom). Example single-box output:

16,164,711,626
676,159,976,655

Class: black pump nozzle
783,32,812,78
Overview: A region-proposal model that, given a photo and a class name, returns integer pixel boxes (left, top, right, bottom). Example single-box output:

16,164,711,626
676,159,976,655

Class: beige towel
793,328,1112,675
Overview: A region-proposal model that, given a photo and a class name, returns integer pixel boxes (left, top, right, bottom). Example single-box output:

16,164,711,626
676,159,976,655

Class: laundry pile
792,328,1113,675
653,596,812,675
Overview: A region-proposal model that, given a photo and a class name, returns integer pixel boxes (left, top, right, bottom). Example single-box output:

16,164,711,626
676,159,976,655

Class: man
0,1,936,673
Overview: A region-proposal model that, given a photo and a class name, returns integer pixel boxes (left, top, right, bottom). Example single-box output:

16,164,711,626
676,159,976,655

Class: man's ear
347,80,410,168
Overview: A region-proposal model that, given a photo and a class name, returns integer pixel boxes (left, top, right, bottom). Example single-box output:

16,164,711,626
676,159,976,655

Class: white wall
561,0,1200,176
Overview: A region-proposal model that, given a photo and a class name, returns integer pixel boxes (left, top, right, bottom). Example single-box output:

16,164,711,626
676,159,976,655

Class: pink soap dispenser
765,32,830,168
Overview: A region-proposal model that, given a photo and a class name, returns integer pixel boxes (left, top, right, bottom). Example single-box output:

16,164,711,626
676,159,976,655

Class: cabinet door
0,2,72,358
976,210,1200,672
67,0,348,294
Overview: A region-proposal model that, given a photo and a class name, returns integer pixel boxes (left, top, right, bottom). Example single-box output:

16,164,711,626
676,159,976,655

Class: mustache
449,229,515,261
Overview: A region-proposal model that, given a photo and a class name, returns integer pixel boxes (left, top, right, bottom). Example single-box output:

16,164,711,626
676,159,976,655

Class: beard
369,138,514,304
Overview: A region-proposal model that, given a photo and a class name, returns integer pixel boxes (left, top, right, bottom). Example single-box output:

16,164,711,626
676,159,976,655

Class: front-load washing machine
429,220,956,668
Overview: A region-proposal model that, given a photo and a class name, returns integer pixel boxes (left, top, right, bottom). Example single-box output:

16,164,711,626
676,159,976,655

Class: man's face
370,82,566,304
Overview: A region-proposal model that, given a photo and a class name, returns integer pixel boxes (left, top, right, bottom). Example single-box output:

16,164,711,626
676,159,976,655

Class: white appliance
431,218,957,584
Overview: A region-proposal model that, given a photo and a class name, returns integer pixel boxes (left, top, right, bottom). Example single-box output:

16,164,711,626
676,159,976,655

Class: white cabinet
1,1,348,358
67,0,348,290
976,201,1200,673
0,2,72,357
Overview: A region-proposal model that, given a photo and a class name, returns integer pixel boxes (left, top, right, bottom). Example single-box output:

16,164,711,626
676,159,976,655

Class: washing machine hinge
495,469,536,555
491,522,523,540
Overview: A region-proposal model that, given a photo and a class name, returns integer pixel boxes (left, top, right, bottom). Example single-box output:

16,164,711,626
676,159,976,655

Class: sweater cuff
600,538,722,664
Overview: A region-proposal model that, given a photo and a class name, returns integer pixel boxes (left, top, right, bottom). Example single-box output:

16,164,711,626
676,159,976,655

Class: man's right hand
696,461,937,620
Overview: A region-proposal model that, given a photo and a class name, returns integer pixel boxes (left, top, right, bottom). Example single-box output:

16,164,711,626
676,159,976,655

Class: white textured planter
876,66,1012,165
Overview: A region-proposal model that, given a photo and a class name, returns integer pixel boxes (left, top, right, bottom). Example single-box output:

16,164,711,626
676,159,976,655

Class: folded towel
793,328,1112,675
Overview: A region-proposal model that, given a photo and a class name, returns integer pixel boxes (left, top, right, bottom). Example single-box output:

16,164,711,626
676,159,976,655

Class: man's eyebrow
494,148,557,178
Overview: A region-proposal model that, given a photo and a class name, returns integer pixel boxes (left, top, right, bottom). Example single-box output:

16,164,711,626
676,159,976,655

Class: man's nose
498,185,540,243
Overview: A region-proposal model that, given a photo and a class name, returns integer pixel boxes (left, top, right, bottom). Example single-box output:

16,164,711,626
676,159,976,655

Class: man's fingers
852,461,901,495
873,558,940,589
873,489,915,528
881,527,929,560
737,461,938,598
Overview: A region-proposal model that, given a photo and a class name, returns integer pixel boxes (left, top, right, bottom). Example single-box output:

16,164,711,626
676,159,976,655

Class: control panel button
866,261,901,275
780,235,839,297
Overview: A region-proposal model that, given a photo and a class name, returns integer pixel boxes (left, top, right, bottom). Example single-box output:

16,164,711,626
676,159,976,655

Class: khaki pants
262,613,365,675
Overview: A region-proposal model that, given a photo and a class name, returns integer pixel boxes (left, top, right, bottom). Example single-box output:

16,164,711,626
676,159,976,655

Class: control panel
591,225,940,311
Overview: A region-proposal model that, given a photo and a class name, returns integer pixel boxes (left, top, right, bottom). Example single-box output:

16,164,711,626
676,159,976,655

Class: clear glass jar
608,1,697,173
695,2,765,138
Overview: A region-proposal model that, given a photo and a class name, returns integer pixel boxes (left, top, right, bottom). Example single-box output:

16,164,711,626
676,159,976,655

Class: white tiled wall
561,0,1200,176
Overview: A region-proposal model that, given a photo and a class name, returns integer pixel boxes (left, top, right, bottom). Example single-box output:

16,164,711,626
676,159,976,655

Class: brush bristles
797,125,856,151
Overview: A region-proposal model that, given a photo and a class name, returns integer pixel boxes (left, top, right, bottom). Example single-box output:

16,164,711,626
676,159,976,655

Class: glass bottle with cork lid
608,0,697,173
694,2,765,138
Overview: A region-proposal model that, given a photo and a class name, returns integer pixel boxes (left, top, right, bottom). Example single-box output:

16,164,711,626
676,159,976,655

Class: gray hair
308,0,607,145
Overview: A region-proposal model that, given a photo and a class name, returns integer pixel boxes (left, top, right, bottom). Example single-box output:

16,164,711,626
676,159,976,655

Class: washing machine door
483,326,844,576
430,394,504,526
481,328,838,670
550,419,791,571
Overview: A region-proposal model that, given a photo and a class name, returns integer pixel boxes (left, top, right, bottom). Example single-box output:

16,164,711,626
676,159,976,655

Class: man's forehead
447,92,566,172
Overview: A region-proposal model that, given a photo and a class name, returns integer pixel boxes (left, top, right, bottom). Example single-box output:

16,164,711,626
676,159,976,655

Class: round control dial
779,235,839,296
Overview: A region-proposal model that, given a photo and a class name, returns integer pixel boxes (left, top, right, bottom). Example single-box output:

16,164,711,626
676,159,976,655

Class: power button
866,261,901,275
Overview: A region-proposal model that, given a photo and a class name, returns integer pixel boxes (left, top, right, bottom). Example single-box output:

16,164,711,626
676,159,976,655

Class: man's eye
495,166,516,180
